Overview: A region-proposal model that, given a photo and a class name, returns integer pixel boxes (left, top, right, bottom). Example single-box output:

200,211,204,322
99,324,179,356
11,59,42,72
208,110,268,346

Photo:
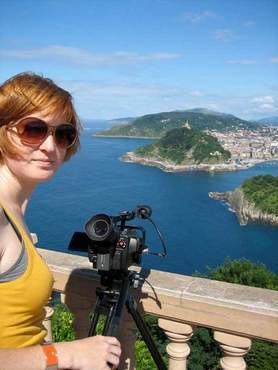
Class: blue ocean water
27,129,278,276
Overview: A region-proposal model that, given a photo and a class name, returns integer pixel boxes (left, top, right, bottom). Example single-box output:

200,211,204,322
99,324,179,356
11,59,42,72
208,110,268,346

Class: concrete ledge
39,248,278,342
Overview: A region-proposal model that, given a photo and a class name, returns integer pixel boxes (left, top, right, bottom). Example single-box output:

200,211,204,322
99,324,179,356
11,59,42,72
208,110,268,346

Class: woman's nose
39,132,56,151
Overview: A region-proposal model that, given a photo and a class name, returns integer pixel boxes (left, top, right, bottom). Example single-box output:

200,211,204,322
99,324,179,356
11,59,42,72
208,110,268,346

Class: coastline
94,134,158,140
121,151,278,173
209,188,278,226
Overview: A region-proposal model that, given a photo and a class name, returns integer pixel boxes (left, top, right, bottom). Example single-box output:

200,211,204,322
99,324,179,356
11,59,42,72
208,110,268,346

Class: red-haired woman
0,73,121,370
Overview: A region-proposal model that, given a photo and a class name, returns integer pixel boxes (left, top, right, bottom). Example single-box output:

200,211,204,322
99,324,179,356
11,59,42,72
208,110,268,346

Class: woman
0,72,121,370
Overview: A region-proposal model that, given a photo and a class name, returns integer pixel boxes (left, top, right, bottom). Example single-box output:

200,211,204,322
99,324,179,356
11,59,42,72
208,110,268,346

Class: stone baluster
61,291,94,339
158,319,193,370
214,331,252,370
43,306,54,343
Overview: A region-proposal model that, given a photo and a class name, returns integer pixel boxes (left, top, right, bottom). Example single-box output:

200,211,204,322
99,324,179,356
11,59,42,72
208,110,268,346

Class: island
96,108,278,172
122,126,235,172
209,175,278,226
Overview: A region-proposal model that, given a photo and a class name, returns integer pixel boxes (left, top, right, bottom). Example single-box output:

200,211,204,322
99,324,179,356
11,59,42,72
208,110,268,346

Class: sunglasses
7,117,77,149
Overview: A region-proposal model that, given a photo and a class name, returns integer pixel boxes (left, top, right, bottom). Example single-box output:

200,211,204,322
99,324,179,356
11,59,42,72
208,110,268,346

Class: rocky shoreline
122,151,268,173
209,189,278,226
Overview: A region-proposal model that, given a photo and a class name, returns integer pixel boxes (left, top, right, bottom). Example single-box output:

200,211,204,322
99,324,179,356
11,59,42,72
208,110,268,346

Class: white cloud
242,21,256,27
251,96,274,104
61,80,181,100
190,90,203,96
0,46,182,66
182,10,218,23
206,103,220,111
248,95,278,117
28,77,276,120
270,57,278,64
226,59,257,65
227,57,278,65
212,29,237,42
260,103,274,109
182,93,278,120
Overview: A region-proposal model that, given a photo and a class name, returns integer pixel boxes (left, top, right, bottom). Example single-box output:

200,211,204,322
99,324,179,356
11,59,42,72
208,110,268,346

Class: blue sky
1,0,277,120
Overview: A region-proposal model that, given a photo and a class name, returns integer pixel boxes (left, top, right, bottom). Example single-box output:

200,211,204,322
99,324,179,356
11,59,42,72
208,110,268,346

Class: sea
26,127,278,276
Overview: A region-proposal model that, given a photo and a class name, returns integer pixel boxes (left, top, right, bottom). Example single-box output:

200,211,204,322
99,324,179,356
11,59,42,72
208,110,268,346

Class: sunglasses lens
13,118,77,148
55,124,77,148
19,120,48,144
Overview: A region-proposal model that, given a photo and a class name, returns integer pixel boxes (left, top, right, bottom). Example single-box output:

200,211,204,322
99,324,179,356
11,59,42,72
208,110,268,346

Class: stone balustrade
39,249,278,370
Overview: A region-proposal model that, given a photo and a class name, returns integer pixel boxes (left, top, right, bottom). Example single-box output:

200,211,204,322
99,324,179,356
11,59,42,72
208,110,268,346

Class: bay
27,129,278,276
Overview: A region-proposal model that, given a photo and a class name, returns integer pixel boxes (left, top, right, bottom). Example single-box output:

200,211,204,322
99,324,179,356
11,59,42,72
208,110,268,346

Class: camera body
69,206,151,273
87,226,144,272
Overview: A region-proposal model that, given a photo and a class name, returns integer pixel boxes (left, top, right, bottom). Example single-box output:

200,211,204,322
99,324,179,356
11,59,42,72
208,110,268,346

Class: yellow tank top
0,202,54,348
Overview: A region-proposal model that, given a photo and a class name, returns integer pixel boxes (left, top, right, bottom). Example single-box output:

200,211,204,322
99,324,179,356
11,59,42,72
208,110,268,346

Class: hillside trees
242,175,278,216
96,109,258,138
136,127,231,164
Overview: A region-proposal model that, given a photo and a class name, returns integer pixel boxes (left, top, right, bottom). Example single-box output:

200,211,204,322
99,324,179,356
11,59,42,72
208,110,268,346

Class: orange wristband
42,344,58,370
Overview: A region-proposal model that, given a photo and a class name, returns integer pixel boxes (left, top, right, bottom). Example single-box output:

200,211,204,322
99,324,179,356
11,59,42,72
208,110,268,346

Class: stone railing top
39,248,278,342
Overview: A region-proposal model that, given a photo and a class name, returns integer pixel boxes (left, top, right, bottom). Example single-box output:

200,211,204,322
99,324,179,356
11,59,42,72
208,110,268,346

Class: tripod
88,271,167,370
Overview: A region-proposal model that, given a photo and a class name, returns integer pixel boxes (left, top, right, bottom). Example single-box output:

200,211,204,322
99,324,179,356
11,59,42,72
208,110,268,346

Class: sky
1,0,278,120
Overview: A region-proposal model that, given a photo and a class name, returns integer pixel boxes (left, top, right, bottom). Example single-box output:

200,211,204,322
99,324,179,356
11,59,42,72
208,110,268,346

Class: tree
191,258,278,370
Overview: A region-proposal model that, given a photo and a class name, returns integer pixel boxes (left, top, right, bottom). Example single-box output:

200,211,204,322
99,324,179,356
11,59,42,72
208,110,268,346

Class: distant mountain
184,108,233,117
255,116,278,126
96,109,259,138
81,119,112,130
134,127,231,165
108,117,136,125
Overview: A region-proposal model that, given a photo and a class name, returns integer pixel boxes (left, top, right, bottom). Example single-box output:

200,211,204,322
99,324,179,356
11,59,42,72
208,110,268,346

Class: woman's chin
23,168,58,184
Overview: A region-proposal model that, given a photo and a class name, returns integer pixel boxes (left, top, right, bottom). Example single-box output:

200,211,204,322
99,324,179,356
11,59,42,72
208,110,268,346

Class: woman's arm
0,345,45,370
0,335,121,370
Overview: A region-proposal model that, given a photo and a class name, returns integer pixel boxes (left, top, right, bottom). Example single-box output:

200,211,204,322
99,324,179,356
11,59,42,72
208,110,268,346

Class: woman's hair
0,72,81,163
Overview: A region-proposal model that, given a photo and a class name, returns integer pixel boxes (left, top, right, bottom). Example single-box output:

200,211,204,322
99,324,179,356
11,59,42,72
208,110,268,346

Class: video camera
69,205,167,273
69,205,168,369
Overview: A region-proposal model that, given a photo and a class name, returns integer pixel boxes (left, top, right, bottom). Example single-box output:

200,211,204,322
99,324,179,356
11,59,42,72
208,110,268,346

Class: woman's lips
32,159,55,167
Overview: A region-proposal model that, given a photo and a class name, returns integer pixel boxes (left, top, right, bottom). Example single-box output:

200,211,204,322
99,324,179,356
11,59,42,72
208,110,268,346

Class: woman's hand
57,335,121,370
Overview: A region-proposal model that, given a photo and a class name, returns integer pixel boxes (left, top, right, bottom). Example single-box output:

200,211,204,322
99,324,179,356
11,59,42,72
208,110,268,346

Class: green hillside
96,109,259,138
135,127,231,165
242,175,278,216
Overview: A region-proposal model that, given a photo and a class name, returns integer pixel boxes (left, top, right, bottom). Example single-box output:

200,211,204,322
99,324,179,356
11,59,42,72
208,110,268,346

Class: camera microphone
136,205,152,219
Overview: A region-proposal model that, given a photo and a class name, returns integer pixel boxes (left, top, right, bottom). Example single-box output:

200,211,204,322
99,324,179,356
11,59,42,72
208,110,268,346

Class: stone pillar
158,319,193,370
43,306,54,343
64,292,95,339
118,310,137,370
60,292,66,304
214,331,252,370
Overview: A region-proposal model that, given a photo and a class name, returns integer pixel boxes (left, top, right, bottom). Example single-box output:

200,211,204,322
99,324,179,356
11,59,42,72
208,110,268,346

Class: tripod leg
88,296,116,337
103,277,129,337
89,277,130,338
102,303,117,335
88,311,100,336
126,296,167,370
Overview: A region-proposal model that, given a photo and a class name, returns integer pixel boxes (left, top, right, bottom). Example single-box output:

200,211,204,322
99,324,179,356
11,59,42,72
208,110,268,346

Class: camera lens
93,220,109,237
85,214,116,242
